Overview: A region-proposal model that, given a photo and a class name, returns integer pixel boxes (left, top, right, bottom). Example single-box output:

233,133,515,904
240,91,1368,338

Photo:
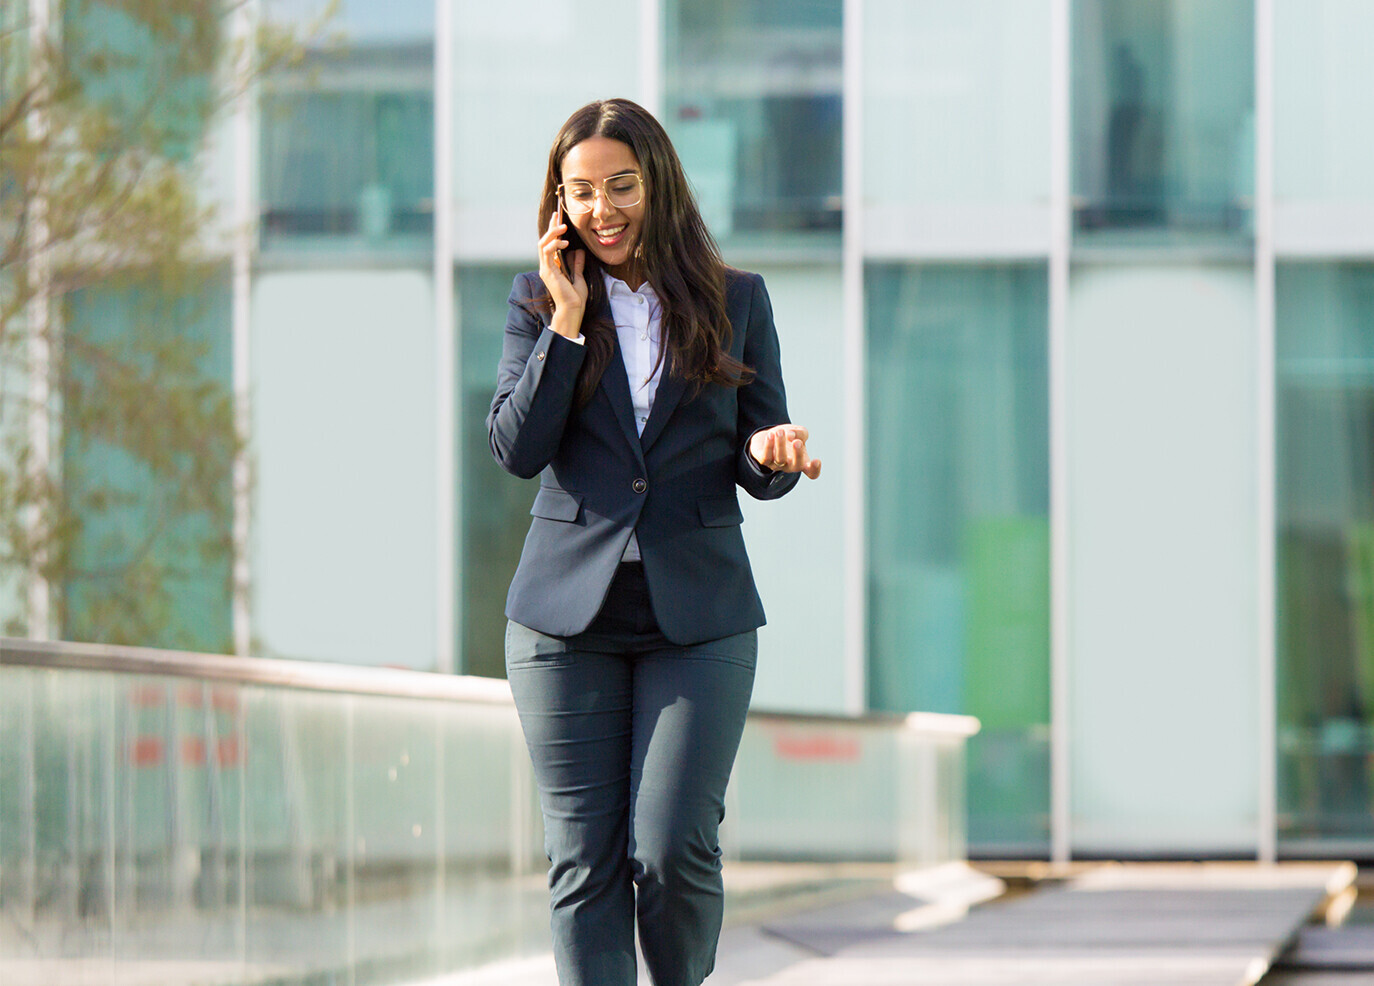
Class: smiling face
559,136,646,288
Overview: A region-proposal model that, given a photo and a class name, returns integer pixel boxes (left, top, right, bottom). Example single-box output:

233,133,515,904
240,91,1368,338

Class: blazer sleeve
487,272,587,479
735,273,802,501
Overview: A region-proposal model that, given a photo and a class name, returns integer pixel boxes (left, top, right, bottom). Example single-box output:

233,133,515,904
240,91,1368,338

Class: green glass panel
61,269,234,652
62,0,217,163
457,265,536,679
866,262,1050,854
1276,262,1374,848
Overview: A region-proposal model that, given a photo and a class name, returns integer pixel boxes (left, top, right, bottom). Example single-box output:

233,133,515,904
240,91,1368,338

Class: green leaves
0,0,324,650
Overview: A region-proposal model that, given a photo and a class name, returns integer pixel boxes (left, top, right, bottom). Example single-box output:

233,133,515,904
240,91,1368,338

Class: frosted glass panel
251,270,438,668
1275,0,1374,202
864,0,1050,209
1276,263,1374,850
1067,264,1258,854
739,266,846,715
453,1,641,259
866,263,1050,854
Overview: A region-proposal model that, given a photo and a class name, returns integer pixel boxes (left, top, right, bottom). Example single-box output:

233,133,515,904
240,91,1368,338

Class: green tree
0,0,332,650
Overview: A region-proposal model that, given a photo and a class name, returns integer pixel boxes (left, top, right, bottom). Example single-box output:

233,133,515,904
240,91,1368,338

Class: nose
591,189,617,220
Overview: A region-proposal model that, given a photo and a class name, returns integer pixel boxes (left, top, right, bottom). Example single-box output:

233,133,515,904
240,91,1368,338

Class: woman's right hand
538,210,588,339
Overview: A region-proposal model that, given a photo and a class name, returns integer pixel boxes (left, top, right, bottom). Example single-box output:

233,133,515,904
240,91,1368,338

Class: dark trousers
505,562,757,986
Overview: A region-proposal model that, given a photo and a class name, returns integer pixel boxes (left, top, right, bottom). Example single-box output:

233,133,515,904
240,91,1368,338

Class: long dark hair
536,98,754,406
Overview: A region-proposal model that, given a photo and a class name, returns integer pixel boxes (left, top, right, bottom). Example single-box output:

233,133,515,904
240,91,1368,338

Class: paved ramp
707,863,1354,986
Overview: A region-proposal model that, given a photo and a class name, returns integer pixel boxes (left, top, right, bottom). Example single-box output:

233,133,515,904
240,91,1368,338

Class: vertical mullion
231,0,255,657
435,0,457,674
842,0,867,715
1048,0,1073,866
25,0,52,640
639,0,663,118
1255,0,1278,865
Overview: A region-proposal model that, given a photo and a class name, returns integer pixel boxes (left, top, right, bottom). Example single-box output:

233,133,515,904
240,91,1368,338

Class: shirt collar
602,271,658,301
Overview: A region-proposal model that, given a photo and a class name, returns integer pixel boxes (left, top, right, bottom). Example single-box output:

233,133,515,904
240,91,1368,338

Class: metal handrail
0,637,512,704
0,636,981,736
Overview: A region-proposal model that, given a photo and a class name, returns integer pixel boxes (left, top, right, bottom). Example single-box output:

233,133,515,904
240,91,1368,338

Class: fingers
538,212,572,282
533,216,560,274
753,424,820,479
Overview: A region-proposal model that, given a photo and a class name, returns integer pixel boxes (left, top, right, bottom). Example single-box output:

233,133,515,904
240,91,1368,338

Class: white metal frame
230,0,256,657
841,0,867,716
1048,0,1073,865
1255,0,1277,865
639,0,663,118
435,0,457,675
24,0,53,641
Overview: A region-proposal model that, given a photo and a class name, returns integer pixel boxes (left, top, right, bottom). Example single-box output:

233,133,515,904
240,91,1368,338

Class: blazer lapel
600,337,643,454
639,368,686,453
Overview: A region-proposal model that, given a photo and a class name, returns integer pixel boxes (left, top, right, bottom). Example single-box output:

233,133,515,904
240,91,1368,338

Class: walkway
441,862,1354,986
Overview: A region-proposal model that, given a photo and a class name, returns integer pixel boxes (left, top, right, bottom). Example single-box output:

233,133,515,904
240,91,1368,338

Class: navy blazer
487,268,800,644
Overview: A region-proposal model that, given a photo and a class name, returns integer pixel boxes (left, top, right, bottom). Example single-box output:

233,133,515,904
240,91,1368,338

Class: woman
487,97,820,986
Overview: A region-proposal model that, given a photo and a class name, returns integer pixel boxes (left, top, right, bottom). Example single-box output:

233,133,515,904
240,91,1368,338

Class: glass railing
0,637,977,985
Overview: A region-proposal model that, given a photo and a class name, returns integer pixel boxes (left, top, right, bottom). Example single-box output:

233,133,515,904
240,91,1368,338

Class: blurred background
3,0,1374,982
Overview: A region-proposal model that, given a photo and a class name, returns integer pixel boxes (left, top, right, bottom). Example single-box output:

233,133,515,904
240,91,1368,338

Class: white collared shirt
604,272,664,437
604,272,664,561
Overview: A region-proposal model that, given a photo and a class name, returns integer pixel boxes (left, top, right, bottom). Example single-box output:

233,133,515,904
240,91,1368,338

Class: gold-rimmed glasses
557,173,644,214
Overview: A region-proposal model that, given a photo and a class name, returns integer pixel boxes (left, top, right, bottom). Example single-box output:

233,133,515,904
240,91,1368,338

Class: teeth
595,226,626,238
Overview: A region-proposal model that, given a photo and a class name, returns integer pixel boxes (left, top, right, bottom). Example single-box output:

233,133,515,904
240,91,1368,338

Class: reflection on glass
458,266,536,679
866,263,1050,854
61,271,235,653
1072,0,1253,241
0,661,971,979
62,0,217,163
0,667,548,984
260,1,435,249
1277,263,1374,849
663,0,842,249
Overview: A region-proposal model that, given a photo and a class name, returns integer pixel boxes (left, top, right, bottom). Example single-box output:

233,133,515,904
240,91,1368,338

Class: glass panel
61,270,235,652
865,0,1051,209
61,0,217,163
1275,0,1374,202
866,263,1050,854
452,0,641,260
1072,0,1254,244
1067,263,1258,855
1276,262,1374,850
457,265,535,679
0,663,549,983
250,269,438,669
664,0,843,252
260,0,435,251
738,266,847,714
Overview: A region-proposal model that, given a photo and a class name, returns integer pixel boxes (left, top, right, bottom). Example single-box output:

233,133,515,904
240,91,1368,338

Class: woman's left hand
750,424,821,479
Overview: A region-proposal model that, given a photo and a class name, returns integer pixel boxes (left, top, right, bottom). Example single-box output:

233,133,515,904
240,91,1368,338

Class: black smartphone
555,200,567,274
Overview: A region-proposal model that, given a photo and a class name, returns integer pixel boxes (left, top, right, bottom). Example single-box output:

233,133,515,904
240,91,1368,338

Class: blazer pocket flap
530,487,582,523
698,494,743,528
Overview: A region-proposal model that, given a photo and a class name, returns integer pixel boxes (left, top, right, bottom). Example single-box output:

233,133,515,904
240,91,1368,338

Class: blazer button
536,351,546,361
632,478,647,494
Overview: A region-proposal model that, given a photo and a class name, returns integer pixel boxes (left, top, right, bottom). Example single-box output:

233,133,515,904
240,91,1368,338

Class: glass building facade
10,0,1374,860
